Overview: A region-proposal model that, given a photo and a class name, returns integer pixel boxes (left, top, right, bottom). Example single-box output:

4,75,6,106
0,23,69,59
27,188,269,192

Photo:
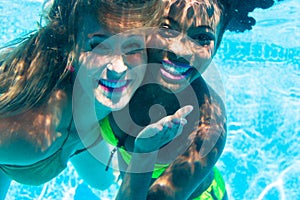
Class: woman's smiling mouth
160,60,192,81
98,79,130,92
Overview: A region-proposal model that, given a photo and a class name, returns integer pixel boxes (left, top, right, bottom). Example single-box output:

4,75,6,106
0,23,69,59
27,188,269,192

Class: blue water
1,0,299,199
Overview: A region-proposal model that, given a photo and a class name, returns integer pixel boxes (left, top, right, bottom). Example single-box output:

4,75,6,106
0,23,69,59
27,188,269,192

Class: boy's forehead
163,0,222,30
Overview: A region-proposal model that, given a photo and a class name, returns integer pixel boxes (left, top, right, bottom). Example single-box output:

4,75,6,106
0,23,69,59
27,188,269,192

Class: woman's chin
95,94,131,111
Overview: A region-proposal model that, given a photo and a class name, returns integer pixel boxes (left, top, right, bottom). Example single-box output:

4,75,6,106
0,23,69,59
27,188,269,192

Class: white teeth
100,79,127,88
161,61,191,75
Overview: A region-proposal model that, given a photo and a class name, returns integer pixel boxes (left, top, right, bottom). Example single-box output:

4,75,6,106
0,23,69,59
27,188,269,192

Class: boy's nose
169,35,193,61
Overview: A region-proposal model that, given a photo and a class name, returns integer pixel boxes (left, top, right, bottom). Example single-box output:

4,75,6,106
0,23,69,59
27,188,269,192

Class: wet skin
146,0,221,93
110,1,227,199
75,13,147,115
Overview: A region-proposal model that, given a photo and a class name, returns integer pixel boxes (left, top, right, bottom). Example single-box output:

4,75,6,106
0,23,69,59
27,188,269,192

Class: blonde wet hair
97,0,164,32
0,0,163,117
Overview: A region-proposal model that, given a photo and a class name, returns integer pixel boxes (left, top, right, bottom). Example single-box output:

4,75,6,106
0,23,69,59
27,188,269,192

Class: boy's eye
192,33,215,46
161,23,170,30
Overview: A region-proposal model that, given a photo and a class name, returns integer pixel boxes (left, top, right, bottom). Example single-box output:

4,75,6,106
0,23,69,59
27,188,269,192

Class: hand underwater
134,105,193,153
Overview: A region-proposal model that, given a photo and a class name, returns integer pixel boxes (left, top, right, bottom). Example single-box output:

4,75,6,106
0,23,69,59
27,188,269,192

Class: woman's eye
125,48,144,55
93,44,111,55
158,23,179,38
89,37,112,54
89,36,110,51
192,33,214,46
122,40,145,55
89,41,99,50
89,37,103,49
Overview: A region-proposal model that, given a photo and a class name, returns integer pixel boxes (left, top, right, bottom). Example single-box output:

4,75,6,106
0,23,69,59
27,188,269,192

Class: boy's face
147,0,222,92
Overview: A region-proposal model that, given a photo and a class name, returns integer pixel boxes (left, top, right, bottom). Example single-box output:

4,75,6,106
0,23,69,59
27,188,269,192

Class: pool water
1,0,299,199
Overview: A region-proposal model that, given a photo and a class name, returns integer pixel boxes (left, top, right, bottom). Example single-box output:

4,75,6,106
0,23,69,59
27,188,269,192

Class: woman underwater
0,0,192,199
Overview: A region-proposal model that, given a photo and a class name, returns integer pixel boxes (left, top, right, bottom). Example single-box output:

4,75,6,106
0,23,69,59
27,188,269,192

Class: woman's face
76,14,147,111
147,0,222,92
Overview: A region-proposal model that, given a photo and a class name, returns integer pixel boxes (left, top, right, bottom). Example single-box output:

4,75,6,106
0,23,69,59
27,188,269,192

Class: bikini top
0,117,101,185
99,117,169,179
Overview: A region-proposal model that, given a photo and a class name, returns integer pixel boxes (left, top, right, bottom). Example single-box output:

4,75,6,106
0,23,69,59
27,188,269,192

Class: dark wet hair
222,0,283,32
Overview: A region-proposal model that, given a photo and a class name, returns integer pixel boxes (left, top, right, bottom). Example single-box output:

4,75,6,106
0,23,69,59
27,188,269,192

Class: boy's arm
116,152,158,200
116,106,193,200
147,98,227,199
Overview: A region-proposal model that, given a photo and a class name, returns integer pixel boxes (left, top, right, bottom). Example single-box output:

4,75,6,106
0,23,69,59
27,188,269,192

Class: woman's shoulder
0,88,73,165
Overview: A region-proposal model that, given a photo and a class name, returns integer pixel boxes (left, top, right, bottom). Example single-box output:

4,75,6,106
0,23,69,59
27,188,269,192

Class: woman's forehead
162,0,222,30
88,0,163,32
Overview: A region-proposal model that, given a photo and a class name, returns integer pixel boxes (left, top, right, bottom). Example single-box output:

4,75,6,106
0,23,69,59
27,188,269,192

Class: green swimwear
100,117,227,200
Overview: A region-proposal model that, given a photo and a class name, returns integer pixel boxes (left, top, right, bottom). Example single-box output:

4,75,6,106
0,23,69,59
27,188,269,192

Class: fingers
170,117,187,126
162,121,172,129
174,105,193,118
134,106,192,152
159,105,193,125
163,105,193,126
136,105,193,148
162,105,193,139
162,117,186,137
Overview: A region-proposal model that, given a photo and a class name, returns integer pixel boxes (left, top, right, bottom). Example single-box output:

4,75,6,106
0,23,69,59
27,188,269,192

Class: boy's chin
159,81,188,93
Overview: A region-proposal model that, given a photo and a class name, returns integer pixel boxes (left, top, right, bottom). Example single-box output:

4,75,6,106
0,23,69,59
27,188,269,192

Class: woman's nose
106,56,128,79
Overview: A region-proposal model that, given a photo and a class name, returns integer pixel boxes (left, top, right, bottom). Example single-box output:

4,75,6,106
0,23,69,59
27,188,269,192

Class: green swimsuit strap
99,117,119,147
99,117,168,178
